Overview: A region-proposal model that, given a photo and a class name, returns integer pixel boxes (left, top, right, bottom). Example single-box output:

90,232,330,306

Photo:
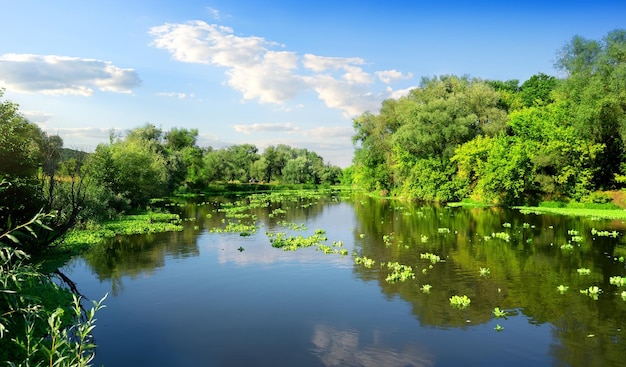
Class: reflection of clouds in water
207,235,353,268
311,324,433,367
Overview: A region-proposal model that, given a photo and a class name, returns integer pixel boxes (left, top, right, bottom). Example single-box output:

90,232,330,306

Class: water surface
60,192,626,366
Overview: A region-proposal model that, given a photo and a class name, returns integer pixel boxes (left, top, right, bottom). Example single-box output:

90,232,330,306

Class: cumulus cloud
149,20,413,118
376,69,413,84
0,54,141,95
388,85,417,99
233,122,299,135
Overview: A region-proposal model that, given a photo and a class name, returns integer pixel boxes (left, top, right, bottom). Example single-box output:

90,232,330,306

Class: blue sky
1,1,624,167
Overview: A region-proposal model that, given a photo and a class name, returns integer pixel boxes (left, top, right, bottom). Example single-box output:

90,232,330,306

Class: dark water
59,191,626,366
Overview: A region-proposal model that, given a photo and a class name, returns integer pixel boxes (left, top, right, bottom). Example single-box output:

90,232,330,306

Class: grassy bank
513,205,626,220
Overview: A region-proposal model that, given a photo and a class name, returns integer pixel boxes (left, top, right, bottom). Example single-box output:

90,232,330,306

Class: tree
555,29,626,188
0,91,45,234
519,73,557,107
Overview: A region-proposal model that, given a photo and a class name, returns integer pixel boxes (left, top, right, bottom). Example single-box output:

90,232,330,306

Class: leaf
5,233,20,244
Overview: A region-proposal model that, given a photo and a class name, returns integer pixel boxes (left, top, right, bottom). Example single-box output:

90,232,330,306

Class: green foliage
1,213,105,365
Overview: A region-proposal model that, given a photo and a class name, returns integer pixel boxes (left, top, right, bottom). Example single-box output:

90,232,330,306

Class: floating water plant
570,235,584,243
420,234,429,243
479,267,490,277
557,285,569,294
591,228,619,238
383,234,394,246
567,229,579,236
494,324,504,332
354,256,375,268
493,307,507,318
420,284,432,293
522,222,531,229
577,268,591,275
359,233,365,238
580,286,601,300
420,252,442,263
621,291,626,301
438,228,451,234
449,295,471,309
237,246,245,252
385,262,415,283
560,243,574,250
609,276,626,287
502,222,512,228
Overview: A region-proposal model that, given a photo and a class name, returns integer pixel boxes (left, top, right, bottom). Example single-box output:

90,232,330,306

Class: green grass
514,205,626,220
57,212,183,252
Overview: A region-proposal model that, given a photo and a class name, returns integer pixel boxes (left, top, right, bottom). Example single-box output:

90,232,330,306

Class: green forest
348,29,626,205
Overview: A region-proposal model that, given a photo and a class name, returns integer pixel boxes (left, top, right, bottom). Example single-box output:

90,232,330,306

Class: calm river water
59,191,626,366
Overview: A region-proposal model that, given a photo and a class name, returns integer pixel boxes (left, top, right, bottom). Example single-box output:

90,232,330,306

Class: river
58,190,626,366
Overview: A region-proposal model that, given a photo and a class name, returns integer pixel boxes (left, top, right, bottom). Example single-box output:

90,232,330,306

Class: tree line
347,29,626,205
1,98,343,252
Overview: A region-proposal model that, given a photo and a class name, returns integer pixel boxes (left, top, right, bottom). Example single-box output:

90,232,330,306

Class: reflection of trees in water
311,324,433,367
83,230,199,296
350,197,626,364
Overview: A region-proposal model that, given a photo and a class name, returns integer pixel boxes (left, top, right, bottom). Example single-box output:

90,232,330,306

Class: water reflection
312,324,433,367
82,230,199,295
67,192,626,366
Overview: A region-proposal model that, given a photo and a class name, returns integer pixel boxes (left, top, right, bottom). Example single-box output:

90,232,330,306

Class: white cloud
21,110,53,124
149,20,412,118
376,69,413,84
0,54,141,95
206,7,221,20
157,91,194,99
233,122,299,135
302,54,365,72
303,126,354,139
226,51,307,104
389,85,417,99
308,74,381,117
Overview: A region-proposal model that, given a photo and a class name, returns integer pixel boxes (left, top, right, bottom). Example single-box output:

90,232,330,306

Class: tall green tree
555,29,626,188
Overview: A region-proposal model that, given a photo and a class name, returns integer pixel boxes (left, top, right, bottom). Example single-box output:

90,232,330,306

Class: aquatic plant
493,307,507,318
621,291,626,301
590,228,619,237
580,286,601,300
522,222,531,229
502,222,512,228
385,262,415,283
354,256,375,268
557,285,569,293
420,234,429,243
420,252,442,263
609,276,626,287
420,284,432,293
449,295,471,309
494,324,504,332
567,229,579,236
359,233,365,238
383,234,394,246
570,235,584,243
479,267,490,277
237,246,245,252
438,228,451,234
577,268,591,275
